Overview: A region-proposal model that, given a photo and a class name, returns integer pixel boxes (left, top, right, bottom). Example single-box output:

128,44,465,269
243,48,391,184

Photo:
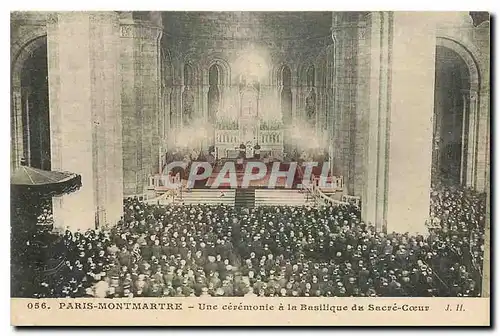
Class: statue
182,87,194,125
306,90,316,122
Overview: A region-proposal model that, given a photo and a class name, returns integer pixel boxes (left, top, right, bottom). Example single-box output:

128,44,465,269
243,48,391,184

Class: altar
215,128,283,159
214,74,284,160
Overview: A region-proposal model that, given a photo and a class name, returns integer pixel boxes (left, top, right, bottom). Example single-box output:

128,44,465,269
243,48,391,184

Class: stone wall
119,12,163,196
161,12,336,152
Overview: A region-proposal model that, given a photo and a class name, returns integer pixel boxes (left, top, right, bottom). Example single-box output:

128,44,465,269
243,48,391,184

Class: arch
206,58,231,87
183,63,194,87
297,61,316,87
181,51,201,86
306,65,315,88
11,34,48,169
12,35,47,89
280,65,293,125
436,37,480,92
209,64,220,85
433,36,484,189
275,64,292,87
208,63,223,123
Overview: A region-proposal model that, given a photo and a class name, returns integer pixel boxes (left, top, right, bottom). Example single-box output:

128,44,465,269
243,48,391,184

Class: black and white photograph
9,10,491,326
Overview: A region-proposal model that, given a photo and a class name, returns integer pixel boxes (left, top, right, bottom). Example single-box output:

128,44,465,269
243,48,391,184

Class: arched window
209,64,220,85
306,65,315,88
282,66,292,87
208,64,221,123
182,64,194,125
280,65,292,125
183,64,193,87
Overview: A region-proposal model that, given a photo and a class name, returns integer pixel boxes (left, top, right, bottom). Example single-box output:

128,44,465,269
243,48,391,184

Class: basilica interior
11,11,490,235
9,11,492,301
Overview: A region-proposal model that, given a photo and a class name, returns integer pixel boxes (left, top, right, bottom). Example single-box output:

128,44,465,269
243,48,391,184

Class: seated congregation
16,184,485,298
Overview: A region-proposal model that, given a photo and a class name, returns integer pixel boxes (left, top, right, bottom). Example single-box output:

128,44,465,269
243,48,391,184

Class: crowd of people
15,182,486,299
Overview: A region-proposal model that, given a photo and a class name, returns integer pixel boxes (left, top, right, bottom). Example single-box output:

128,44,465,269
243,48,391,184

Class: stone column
171,83,183,132
465,89,478,189
291,87,297,121
202,85,209,121
386,12,436,235
474,87,490,191
316,90,323,131
163,87,172,136
202,85,210,147
432,85,444,178
460,91,469,184
362,12,436,235
47,12,123,231
11,88,24,169
21,88,32,165
120,12,162,195
481,175,490,297
361,12,390,229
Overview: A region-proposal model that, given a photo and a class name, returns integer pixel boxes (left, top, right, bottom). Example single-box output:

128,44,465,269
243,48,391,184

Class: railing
124,192,150,202
311,176,344,192
341,195,361,208
260,130,283,146
421,259,451,296
304,180,350,207
215,130,239,145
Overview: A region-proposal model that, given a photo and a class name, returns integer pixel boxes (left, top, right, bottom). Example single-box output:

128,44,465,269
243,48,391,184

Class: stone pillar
316,90,323,131
11,89,24,169
202,85,210,121
432,85,444,178
171,84,183,132
120,12,162,195
386,12,436,235
202,85,211,146
460,91,468,184
291,87,297,120
362,12,436,235
164,87,172,137
474,87,490,191
362,12,390,230
47,12,123,231
481,175,490,297
465,89,478,189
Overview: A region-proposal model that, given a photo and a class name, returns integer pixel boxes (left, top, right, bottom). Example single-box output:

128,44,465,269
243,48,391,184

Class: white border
2,1,497,335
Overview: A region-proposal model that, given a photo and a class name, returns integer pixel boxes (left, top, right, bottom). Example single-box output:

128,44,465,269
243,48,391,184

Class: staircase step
235,188,256,208
255,189,308,207
174,189,235,205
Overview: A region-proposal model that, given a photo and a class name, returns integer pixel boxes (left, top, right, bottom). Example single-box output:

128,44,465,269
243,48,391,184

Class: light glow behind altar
164,46,329,162
170,117,211,149
288,120,328,151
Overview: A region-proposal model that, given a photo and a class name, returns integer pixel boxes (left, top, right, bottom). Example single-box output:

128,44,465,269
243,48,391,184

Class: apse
232,47,270,82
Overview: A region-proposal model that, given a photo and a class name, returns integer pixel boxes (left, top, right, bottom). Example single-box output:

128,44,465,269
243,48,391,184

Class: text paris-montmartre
58,302,184,310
